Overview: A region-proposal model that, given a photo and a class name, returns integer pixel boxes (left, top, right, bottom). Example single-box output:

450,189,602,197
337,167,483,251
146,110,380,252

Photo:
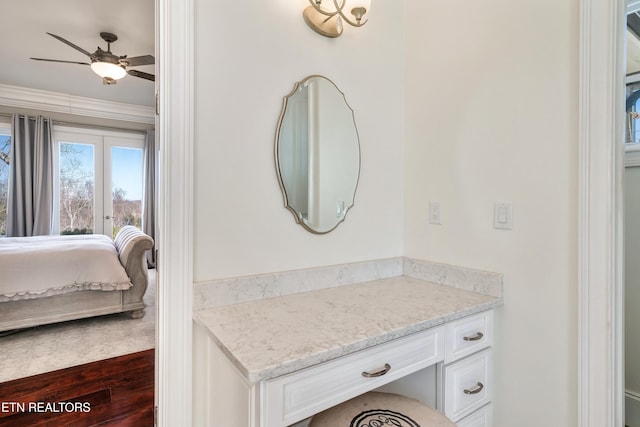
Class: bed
0,226,153,332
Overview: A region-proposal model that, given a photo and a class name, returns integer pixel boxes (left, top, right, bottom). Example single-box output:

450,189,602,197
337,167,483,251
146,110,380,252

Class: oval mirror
275,75,361,234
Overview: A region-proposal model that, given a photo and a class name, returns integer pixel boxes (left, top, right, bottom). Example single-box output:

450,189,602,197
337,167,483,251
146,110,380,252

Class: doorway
0,1,159,424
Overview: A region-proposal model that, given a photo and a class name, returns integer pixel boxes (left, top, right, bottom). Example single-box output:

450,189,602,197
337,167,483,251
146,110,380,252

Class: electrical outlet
429,201,441,225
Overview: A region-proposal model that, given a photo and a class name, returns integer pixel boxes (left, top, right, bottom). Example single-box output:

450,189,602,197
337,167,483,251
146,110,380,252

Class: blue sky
65,143,143,201
112,146,143,200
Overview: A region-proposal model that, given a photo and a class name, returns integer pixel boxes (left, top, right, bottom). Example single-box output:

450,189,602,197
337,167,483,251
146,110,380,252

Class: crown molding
0,83,155,125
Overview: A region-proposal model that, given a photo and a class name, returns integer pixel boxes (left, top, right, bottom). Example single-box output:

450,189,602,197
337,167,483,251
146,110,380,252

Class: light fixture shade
90,61,127,80
345,0,371,24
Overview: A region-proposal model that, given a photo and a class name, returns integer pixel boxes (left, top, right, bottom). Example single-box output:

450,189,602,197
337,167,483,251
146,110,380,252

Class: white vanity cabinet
193,277,500,427
439,310,494,426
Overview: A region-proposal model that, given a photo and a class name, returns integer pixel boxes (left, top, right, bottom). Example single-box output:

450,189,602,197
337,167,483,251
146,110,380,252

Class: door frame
579,0,626,425
155,0,195,425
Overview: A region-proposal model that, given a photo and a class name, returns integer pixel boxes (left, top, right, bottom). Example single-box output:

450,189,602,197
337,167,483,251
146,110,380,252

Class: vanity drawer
456,403,493,427
264,327,444,427
444,310,493,363
441,348,492,422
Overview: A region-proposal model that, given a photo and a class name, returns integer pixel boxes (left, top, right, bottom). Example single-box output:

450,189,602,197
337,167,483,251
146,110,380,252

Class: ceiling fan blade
46,32,92,57
30,57,90,66
123,55,155,67
127,69,155,82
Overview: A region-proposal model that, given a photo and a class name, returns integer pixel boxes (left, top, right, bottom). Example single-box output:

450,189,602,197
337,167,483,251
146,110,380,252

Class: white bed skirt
0,234,132,302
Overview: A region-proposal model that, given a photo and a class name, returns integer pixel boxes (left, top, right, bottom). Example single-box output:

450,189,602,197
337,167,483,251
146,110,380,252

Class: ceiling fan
31,32,155,85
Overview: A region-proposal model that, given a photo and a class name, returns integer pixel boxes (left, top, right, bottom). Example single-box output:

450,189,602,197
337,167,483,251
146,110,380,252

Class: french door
53,127,145,237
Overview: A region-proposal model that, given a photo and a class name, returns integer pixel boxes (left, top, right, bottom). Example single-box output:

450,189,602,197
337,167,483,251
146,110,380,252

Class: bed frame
0,227,154,333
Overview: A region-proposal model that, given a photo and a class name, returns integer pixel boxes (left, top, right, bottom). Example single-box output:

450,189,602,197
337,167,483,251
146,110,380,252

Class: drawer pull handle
463,332,484,341
362,363,391,378
463,382,484,395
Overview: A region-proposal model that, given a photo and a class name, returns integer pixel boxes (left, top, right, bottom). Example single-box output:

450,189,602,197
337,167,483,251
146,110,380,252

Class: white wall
403,0,578,426
193,0,404,280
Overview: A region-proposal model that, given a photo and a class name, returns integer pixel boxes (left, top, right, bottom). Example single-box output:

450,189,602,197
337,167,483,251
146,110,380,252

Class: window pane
59,142,95,234
111,146,143,238
0,134,10,236
627,82,640,144
634,95,640,143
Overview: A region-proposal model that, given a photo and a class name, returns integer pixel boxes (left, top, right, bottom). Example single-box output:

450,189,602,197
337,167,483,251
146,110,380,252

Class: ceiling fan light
90,61,126,80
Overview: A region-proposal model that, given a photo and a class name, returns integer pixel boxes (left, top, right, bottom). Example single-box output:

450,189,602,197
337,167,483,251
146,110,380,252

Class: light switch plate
494,201,513,230
429,201,441,225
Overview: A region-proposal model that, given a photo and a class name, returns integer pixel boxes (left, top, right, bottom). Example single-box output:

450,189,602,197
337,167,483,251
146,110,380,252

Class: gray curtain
143,128,157,267
7,114,54,237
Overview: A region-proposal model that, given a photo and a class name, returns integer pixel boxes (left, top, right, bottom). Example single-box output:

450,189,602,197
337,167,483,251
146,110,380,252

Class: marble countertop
194,276,502,383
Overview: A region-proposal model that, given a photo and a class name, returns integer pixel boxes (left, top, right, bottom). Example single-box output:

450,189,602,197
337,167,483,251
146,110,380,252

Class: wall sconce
303,0,371,38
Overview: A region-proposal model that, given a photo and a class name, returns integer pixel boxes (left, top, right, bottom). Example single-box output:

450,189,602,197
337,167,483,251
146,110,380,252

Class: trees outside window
0,134,9,236
59,142,95,234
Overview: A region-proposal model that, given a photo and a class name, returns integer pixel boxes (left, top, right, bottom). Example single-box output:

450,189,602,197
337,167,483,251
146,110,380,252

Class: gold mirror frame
274,75,361,234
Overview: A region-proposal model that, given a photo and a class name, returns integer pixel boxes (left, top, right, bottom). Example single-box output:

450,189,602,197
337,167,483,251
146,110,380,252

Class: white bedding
0,234,132,302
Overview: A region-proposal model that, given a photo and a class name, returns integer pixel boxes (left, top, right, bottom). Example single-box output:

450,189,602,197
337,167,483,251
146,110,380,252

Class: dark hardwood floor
0,349,154,426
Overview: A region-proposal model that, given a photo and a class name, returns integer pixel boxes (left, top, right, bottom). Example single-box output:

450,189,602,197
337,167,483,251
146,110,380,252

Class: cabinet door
456,403,493,427
441,349,492,422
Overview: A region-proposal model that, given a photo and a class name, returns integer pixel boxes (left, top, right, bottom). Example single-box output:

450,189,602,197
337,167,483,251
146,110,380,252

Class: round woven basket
309,391,456,427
